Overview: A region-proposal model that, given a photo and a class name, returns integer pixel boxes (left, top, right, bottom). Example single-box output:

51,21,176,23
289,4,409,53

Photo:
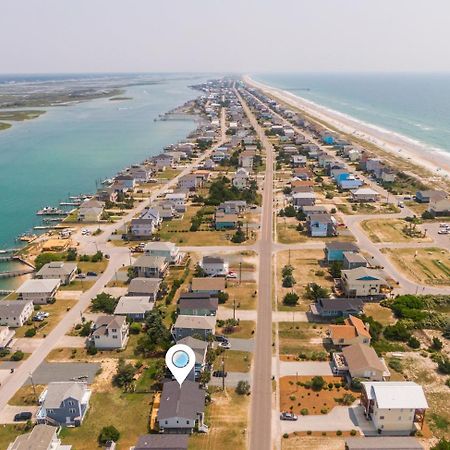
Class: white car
226,272,238,279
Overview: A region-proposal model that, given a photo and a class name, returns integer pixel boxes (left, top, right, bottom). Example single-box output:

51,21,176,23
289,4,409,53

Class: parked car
14,412,32,422
212,370,227,378
76,273,86,279
226,272,237,279
438,229,449,235
86,271,98,277
280,412,298,421
218,341,231,349
214,335,229,344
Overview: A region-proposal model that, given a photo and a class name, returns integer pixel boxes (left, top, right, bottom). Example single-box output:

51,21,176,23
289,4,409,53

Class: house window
379,416,384,420
48,409,54,414
112,329,117,332
187,420,190,424
165,420,168,425
68,401,74,406
112,335,118,339
69,408,76,414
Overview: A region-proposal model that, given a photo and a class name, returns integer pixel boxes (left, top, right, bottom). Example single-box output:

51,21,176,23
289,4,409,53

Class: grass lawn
361,219,431,243
217,321,255,339
77,260,108,274
60,389,153,450
213,350,252,373
60,280,95,291
363,303,396,325
278,322,328,357
282,436,346,450
9,384,45,406
154,168,181,180
223,281,257,310
382,247,450,286
277,218,307,244
188,389,249,450
277,250,333,312
0,424,28,449
280,376,359,416
15,299,77,338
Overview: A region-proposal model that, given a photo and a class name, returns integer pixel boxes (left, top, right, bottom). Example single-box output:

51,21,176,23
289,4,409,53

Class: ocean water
0,73,208,288
253,73,450,156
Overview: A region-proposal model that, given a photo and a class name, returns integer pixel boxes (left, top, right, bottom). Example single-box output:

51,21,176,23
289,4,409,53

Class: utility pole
288,249,291,266
246,221,249,240
29,372,37,403
233,298,236,321
222,357,225,391
239,262,242,285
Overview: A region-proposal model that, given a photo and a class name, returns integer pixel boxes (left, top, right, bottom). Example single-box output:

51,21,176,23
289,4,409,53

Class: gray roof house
16,279,60,305
91,315,129,350
0,300,34,327
310,298,364,318
133,255,169,278
114,296,155,321
36,261,77,285
172,315,216,341
177,336,208,381
158,380,206,434
178,296,218,317
6,424,71,450
128,278,161,301
131,434,188,450
37,381,91,427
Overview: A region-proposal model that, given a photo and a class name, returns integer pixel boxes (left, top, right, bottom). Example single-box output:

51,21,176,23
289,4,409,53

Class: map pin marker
166,344,195,386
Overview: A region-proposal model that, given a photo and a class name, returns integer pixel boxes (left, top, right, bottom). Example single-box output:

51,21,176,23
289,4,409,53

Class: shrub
311,376,326,391
407,336,421,349
321,408,328,414
217,292,229,304
283,433,289,439
87,346,98,355
307,430,312,435
11,351,24,361
283,292,299,306
25,328,36,338
336,430,342,436
236,380,251,395
388,358,403,373
129,323,141,335
431,337,443,351
98,425,120,444
350,429,357,436
300,408,309,415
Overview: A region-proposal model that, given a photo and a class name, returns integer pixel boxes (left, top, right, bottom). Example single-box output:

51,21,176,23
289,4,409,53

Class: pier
0,268,34,279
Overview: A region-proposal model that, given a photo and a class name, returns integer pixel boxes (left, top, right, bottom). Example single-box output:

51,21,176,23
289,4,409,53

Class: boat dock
0,268,34,279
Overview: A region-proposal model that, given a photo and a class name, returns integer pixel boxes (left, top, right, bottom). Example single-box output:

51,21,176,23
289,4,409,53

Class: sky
1,0,450,74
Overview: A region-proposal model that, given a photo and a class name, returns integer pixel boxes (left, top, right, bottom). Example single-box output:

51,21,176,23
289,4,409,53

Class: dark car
14,412,32,421
280,412,298,421
86,271,98,277
214,335,229,344
212,370,228,378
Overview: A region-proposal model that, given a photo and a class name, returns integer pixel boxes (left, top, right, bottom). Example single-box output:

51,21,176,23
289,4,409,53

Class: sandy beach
245,75,450,182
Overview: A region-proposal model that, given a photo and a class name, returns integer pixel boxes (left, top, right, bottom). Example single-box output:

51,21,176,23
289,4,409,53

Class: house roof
342,343,386,373
128,278,161,295
114,296,154,315
36,261,77,277
191,277,225,292
144,241,177,252
325,242,359,252
0,300,32,317
133,255,167,269
92,315,126,337
16,279,60,294
343,252,367,264
362,381,428,409
202,256,225,265
173,315,216,330
179,297,218,312
351,188,379,196
8,424,58,450
177,336,208,365
342,267,386,284
329,315,371,340
43,381,87,409
316,298,364,312
158,380,205,420
133,434,189,450
345,437,424,450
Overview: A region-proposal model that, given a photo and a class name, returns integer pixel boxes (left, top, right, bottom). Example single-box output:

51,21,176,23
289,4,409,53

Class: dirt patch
91,358,117,392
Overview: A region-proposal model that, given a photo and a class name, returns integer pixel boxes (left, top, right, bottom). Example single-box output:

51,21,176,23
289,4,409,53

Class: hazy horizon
2,0,450,74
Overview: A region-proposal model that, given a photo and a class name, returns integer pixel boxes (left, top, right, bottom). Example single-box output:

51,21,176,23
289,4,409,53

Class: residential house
291,179,314,189
7,424,72,450
233,168,250,189
217,200,247,215
157,203,177,221
328,315,371,346
341,267,387,297
0,326,15,349
128,278,161,301
343,252,368,270
37,381,91,427
97,187,118,203
380,168,397,183
129,208,161,238
214,211,238,230
310,298,364,318
114,296,155,321
292,192,316,209
428,196,450,216
16,279,60,305
78,199,105,222
307,214,337,237
351,188,380,203
0,301,34,327
158,380,206,434
153,154,174,171
130,434,188,450
36,261,77,285
144,241,181,265
126,164,153,183
325,242,359,263
199,256,229,276
178,296,218,316
336,173,363,190
292,167,313,180
165,193,186,213
132,255,169,278
345,436,424,450
115,174,136,190
190,277,225,295
333,343,389,380
91,315,129,350
302,205,328,217
202,159,216,170
360,382,428,434
177,336,208,381
291,155,307,167
239,150,255,169
415,189,447,203
177,174,203,191
171,315,216,341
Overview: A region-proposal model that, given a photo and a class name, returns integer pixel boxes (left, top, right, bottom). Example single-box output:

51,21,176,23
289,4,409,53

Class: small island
109,96,133,101
0,110,46,132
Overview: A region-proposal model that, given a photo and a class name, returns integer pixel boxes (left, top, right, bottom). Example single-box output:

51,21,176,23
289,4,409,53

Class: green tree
98,425,120,444
231,226,246,243
283,292,299,306
383,322,411,341
305,283,329,301
311,376,326,391
236,380,251,395
66,248,77,261
217,292,229,304
407,336,421,349
136,311,171,356
112,359,137,388
91,293,118,314
431,337,443,351
329,261,342,278
11,351,25,361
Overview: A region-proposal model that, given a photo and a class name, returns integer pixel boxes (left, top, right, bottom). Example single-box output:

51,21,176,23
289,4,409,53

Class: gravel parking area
26,362,101,385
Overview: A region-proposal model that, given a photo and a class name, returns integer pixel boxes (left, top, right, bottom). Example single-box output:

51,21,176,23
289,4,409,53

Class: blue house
321,133,335,145
325,242,359,263
336,173,363,190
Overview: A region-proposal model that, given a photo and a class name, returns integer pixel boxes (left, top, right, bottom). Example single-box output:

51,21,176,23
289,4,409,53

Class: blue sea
0,73,210,289
253,73,450,156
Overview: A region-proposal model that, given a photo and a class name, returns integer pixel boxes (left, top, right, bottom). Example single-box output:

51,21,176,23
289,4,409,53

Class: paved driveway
0,405,39,424
26,362,101,385
12,338,45,353
227,338,255,352
279,405,377,434
209,371,250,388
278,361,333,377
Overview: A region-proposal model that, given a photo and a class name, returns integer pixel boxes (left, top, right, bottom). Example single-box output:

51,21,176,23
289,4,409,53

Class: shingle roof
342,343,386,373
133,255,167,269
173,315,216,330
0,300,32,316
133,434,188,450
158,380,205,420
326,242,359,252
8,424,58,450
16,279,60,294
178,297,218,312
36,261,77,277
114,296,154,315
128,278,161,295
43,381,86,409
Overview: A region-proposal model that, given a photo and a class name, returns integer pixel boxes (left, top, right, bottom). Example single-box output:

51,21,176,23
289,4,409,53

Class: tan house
328,315,371,346
361,382,428,434
16,279,60,304
341,267,387,297
78,199,105,222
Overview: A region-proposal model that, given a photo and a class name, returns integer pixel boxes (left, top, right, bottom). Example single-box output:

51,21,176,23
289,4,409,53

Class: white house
114,296,154,321
35,261,77,285
0,326,15,349
200,256,229,276
16,279,60,304
144,241,181,264
233,168,250,190
164,193,186,213
361,382,428,434
0,300,34,327
91,315,129,350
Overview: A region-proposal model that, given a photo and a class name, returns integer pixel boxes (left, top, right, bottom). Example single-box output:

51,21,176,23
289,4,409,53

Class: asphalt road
238,89,274,450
